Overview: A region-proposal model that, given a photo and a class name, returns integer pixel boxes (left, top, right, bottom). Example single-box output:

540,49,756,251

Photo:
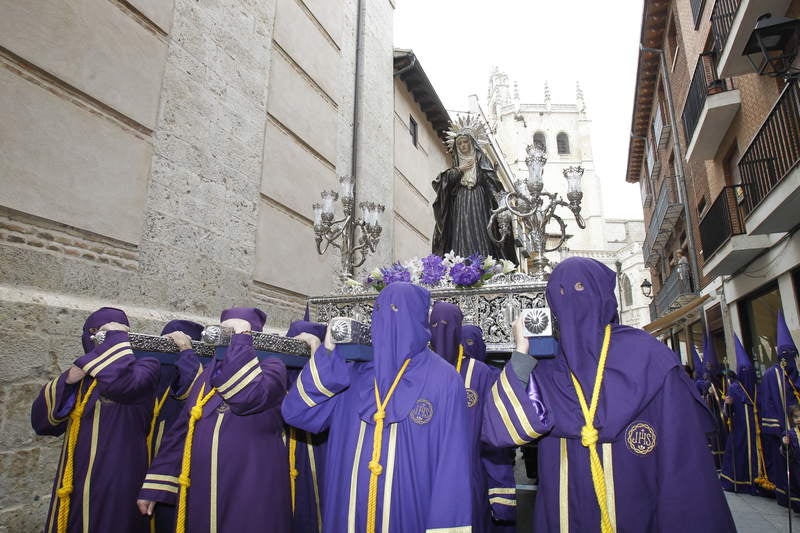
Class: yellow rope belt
57,379,98,533
176,382,217,533
569,324,614,533
455,345,464,373
289,426,299,513
366,358,410,533
740,385,775,490
146,388,171,465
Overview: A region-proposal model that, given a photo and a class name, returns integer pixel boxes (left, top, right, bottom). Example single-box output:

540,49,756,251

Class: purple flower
420,254,447,286
450,262,483,287
380,263,411,285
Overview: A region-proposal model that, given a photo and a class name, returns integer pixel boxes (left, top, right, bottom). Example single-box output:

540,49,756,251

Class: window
739,283,782,376
557,133,570,154
533,131,547,152
409,115,418,147
697,196,707,216
667,16,678,65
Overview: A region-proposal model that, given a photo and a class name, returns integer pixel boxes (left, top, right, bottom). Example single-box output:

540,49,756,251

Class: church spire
576,81,586,115
544,80,551,112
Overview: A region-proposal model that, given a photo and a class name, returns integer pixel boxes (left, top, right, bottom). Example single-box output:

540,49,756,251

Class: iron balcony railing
643,177,682,267
653,103,670,149
738,80,800,216
682,53,735,143
652,264,695,318
711,0,742,53
699,186,746,260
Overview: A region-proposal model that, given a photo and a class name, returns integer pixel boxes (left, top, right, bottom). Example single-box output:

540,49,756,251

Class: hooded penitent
371,282,432,395
692,343,706,380
286,320,327,343
220,307,267,332
483,256,736,532
703,332,722,385
778,310,798,364
461,325,488,363
734,334,756,398
429,301,463,365
81,307,129,353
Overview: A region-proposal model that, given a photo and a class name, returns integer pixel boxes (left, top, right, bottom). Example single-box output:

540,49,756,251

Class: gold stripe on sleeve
488,488,516,495
89,349,134,376
490,382,527,446
499,370,541,439
82,342,130,373
219,367,262,399
216,359,259,395
309,356,335,397
489,496,516,506
296,370,317,407
142,482,180,494
176,367,203,401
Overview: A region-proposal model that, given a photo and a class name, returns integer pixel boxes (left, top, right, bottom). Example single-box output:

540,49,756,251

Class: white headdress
445,114,489,153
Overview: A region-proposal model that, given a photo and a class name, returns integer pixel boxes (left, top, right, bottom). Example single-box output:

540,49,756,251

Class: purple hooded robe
139,307,290,532
150,320,204,533
282,283,473,532
720,335,762,494
462,325,517,531
760,310,800,510
31,307,160,533
430,303,497,533
285,319,329,533
482,257,735,532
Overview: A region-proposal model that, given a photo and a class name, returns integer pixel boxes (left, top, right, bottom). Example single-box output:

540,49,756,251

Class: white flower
500,259,516,274
443,250,462,268
403,257,423,284
369,267,383,280
344,278,362,287
482,255,496,270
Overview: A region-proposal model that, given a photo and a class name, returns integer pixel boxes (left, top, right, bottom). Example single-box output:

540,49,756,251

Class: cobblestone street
727,493,798,532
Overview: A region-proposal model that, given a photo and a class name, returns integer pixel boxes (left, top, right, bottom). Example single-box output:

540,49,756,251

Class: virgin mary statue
432,115,516,261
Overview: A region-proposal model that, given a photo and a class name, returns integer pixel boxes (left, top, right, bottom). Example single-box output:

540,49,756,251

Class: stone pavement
727,492,799,532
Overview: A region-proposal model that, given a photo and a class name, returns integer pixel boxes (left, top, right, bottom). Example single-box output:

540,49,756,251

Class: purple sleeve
73,330,160,404
481,445,517,522
30,371,76,436
281,346,350,434
209,334,287,416
171,349,202,400
656,367,736,532
482,365,551,447
425,380,473,531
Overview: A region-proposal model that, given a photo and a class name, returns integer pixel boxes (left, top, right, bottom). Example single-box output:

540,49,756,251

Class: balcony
651,265,697,319
738,80,800,235
683,53,741,162
653,103,671,150
643,177,683,268
712,0,792,78
641,177,653,209
700,186,770,277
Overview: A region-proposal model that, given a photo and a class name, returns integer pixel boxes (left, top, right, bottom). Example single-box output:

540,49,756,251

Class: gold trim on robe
381,424,399,533
210,412,225,533
82,401,102,533
348,421,367,533
559,438,569,533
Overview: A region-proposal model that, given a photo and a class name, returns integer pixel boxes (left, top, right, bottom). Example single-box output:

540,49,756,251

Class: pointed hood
734,334,756,397
545,257,618,388
778,310,798,360
303,303,311,322
371,282,432,393
82,307,129,354
429,301,464,365
461,325,487,362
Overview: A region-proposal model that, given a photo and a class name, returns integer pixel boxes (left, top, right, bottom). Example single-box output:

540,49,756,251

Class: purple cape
485,257,735,531
282,282,473,531
32,330,159,533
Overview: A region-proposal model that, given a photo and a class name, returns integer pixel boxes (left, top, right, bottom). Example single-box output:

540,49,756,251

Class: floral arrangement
357,252,516,291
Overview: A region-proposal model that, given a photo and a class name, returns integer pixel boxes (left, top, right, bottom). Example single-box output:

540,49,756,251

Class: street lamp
487,142,586,280
313,175,385,280
640,279,653,299
743,15,800,80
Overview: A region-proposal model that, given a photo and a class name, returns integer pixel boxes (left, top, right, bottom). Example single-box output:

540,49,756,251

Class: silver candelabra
313,175,385,280
488,143,585,280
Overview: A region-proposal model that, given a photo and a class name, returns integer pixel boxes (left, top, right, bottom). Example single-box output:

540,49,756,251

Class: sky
394,0,646,220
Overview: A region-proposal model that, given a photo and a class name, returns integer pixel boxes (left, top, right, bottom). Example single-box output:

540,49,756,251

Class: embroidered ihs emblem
409,399,434,424
625,421,657,456
466,388,478,408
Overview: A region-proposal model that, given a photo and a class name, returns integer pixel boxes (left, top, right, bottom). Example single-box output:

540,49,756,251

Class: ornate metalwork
93,331,311,358
310,273,547,352
487,142,585,280
313,176,385,280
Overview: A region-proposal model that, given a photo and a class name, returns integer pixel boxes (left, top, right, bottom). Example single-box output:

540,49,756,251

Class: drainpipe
640,46,703,328
346,0,366,277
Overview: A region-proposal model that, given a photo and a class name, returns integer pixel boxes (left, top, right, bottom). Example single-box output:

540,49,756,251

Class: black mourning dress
432,143,516,261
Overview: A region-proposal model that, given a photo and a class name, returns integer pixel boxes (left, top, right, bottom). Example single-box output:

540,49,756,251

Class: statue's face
456,136,472,156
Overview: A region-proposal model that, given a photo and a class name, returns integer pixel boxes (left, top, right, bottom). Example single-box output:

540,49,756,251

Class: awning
643,294,710,336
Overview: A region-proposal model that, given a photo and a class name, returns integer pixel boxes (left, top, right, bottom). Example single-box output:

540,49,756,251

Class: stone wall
0,0,395,530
